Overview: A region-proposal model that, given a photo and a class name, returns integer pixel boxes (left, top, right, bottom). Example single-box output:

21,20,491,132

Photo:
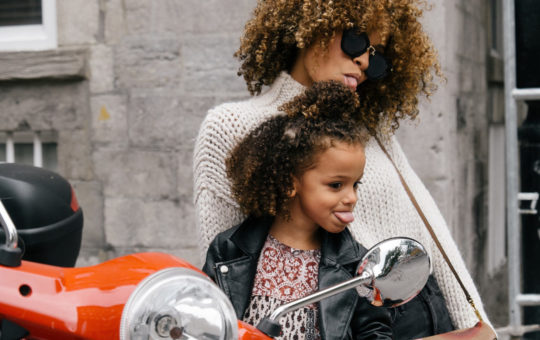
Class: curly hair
226,81,369,218
235,0,441,132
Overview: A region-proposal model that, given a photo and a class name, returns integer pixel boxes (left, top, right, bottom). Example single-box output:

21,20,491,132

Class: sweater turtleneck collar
252,71,306,107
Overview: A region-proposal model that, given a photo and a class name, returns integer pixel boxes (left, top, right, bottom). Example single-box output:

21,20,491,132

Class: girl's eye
353,180,363,189
329,183,342,189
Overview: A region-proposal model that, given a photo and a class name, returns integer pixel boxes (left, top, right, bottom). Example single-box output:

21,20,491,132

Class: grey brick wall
61,0,256,267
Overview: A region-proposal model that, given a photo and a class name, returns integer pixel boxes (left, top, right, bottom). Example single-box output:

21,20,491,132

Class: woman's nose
353,52,370,71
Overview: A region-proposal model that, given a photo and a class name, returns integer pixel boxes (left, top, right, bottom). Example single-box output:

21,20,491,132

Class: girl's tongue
335,211,354,224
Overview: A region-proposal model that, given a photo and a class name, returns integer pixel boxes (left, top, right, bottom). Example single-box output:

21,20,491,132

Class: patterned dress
243,235,322,339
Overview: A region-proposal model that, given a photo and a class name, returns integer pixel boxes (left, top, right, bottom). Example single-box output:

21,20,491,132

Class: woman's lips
334,211,354,224
343,75,358,90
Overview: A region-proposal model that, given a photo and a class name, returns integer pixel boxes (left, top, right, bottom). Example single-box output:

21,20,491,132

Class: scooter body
1,253,195,339
0,252,270,340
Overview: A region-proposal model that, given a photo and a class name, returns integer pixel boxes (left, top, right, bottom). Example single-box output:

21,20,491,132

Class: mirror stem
256,270,373,337
269,269,373,320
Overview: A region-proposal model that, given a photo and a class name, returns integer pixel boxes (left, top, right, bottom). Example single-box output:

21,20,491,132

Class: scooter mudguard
238,320,273,340
0,252,200,340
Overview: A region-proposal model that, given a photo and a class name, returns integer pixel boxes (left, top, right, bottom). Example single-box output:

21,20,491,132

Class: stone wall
60,0,255,267
399,0,490,271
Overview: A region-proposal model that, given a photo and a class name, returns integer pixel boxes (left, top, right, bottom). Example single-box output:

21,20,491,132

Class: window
0,131,58,170
0,0,57,51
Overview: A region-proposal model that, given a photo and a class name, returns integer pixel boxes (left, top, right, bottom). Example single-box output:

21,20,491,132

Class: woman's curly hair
226,81,369,218
235,0,442,132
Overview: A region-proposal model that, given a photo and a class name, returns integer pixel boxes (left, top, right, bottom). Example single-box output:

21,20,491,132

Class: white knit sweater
193,72,490,330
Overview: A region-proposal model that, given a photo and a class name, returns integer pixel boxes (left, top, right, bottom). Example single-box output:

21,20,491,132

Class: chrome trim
0,200,18,249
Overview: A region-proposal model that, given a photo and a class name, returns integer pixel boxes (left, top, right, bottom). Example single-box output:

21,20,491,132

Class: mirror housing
356,237,431,308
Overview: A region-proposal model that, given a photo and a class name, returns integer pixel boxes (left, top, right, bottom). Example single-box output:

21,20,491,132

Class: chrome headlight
120,267,238,340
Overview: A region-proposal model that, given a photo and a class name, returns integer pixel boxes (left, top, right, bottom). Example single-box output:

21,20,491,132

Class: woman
193,0,490,337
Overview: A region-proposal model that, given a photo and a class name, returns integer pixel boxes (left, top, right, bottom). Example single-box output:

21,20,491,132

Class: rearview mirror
356,237,431,308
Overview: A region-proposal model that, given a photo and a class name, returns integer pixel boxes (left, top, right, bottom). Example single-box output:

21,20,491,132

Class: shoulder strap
374,136,483,322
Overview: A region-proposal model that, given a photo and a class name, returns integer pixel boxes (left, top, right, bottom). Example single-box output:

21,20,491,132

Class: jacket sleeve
350,297,393,340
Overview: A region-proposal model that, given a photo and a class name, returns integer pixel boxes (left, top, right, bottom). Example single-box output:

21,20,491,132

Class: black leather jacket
202,215,392,340
390,274,455,339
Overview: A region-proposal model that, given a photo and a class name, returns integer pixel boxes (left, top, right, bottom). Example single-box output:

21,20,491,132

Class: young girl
203,81,392,339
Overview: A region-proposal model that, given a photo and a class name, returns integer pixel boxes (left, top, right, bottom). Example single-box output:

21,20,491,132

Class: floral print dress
243,235,322,339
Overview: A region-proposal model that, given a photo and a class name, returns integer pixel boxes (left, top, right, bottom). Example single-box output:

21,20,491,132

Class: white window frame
0,0,57,52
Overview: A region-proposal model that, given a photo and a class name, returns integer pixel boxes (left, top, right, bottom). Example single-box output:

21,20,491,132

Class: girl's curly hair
235,0,442,132
226,81,369,218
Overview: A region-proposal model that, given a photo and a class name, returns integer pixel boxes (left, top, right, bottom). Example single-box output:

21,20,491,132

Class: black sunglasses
341,29,391,80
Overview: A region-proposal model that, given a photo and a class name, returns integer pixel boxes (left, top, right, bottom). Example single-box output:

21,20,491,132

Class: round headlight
120,267,238,340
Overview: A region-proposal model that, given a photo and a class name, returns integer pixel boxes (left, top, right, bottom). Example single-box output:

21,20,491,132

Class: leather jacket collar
230,215,364,267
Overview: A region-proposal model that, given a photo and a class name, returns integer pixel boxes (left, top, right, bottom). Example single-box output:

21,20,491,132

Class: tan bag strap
374,136,483,322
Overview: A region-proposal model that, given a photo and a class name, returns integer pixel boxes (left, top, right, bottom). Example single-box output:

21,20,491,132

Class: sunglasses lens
342,29,391,80
341,29,369,58
365,53,389,80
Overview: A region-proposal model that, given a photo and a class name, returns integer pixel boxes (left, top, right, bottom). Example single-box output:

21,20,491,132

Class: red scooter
0,164,431,340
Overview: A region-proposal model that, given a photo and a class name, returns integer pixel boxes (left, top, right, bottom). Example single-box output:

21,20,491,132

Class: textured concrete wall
0,0,503,325
64,0,256,267
399,0,490,266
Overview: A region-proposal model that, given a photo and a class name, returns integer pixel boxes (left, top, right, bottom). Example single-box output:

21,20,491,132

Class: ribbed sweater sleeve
193,105,246,258
193,72,306,257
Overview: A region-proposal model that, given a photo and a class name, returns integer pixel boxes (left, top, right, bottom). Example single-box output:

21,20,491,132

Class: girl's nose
353,52,370,71
343,187,358,206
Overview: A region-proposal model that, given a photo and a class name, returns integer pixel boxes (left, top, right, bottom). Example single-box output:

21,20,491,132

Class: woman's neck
289,49,312,87
269,215,321,250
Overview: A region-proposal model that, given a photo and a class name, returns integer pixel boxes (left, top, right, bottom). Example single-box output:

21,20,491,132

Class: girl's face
289,141,366,234
290,30,385,91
